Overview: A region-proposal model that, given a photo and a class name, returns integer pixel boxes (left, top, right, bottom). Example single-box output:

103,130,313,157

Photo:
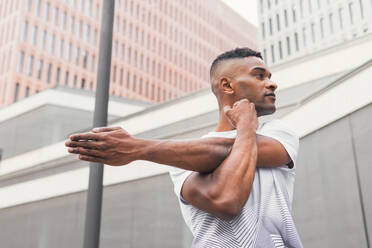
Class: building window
83,50,88,68
294,32,299,51
113,65,117,82
65,71,69,85
17,51,24,73
81,78,85,89
263,49,267,64
67,43,71,61
261,22,265,39
286,36,291,56
308,0,312,14
62,12,67,30
355,0,363,20
278,41,283,59
91,55,95,72
260,0,264,13
85,24,90,42
53,7,59,25
320,18,324,39
338,8,344,29
284,9,288,27
70,16,75,34
269,18,273,35
22,21,28,42
49,34,55,54
47,64,52,83
56,67,61,85
59,39,64,58
126,71,130,88
121,44,125,59
14,83,20,102
292,8,297,22
276,14,280,31
329,13,334,34
76,47,80,65
37,59,43,79
35,0,41,16
25,87,30,97
120,68,123,85
27,55,34,76
79,20,83,38
317,0,321,8
311,23,315,43
300,0,304,17
349,2,354,24
73,75,78,87
302,27,307,47
270,44,275,63
42,30,47,49
45,3,50,21
32,26,38,45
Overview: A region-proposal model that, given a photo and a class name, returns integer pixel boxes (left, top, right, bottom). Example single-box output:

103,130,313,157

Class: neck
215,108,235,132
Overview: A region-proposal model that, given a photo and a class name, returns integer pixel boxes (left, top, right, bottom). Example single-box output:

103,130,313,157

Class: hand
65,126,141,166
223,99,258,132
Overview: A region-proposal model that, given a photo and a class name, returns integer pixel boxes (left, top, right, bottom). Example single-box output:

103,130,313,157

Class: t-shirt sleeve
257,119,300,171
168,167,193,205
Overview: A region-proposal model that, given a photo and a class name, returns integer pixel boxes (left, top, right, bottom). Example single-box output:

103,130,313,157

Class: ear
220,77,234,95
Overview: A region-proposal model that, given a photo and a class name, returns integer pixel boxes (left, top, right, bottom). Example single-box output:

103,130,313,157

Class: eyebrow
251,67,272,79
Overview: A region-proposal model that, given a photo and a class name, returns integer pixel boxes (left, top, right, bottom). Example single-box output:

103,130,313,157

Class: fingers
69,132,102,141
92,126,121,133
78,155,105,164
65,140,103,149
67,147,105,158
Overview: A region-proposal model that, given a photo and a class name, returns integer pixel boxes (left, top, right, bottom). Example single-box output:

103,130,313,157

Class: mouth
265,93,276,99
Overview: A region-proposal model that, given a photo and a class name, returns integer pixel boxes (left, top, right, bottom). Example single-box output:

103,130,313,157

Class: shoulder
258,119,300,170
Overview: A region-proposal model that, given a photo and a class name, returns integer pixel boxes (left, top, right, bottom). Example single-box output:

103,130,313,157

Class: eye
255,73,264,80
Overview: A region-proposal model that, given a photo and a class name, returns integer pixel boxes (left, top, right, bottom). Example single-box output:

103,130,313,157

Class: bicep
256,134,292,168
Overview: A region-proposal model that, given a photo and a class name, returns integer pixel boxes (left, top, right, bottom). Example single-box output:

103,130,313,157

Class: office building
0,0,257,108
258,0,372,66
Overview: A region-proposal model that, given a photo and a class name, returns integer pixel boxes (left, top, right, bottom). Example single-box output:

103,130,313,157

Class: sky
220,0,259,27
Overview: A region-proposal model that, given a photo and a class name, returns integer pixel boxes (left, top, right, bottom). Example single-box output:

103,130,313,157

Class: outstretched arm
66,128,291,173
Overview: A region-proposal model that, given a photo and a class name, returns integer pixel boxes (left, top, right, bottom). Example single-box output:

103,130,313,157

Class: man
66,48,303,247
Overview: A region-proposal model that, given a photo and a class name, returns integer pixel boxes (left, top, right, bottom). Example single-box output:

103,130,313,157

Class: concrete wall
0,174,193,248
293,103,372,247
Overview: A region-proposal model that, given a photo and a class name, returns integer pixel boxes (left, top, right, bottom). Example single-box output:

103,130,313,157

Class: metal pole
83,1,115,248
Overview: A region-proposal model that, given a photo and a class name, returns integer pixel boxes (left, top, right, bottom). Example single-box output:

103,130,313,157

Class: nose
266,79,278,91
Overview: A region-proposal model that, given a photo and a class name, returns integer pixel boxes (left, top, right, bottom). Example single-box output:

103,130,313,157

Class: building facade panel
293,105,371,247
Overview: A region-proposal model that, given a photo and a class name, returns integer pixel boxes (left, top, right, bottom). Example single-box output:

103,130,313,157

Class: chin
257,105,276,117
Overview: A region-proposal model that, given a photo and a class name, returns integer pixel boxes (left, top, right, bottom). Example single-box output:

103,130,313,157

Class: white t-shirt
169,119,303,248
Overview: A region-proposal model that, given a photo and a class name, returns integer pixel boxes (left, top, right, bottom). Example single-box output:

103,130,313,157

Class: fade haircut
210,47,263,79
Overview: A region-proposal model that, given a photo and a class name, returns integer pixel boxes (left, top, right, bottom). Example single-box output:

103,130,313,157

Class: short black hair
210,47,263,78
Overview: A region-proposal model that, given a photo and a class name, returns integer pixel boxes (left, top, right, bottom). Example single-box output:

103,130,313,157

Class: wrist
132,138,150,160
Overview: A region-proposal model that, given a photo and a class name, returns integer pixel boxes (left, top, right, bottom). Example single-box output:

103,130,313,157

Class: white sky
220,0,259,27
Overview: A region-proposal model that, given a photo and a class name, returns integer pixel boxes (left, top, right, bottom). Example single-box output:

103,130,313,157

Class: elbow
206,190,244,221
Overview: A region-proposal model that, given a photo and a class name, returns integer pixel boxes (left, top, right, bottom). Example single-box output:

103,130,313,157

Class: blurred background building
258,0,372,66
0,0,371,248
0,0,256,108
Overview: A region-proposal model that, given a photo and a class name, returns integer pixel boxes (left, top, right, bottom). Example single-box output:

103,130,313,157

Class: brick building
0,0,257,108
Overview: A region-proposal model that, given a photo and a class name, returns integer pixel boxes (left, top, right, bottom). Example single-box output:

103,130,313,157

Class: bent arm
181,128,257,220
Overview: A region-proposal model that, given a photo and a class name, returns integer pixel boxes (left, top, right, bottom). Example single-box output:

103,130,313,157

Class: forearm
139,137,234,173
206,129,257,212
138,134,286,173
